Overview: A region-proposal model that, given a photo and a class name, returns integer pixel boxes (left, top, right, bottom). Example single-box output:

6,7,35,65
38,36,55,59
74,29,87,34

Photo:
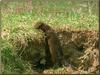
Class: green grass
1,0,99,30
1,0,99,74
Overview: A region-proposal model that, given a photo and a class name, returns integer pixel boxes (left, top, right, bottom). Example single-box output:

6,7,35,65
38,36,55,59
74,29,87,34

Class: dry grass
1,0,99,74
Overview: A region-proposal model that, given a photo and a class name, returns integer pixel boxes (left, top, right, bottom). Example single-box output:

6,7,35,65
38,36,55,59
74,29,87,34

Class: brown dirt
10,28,99,74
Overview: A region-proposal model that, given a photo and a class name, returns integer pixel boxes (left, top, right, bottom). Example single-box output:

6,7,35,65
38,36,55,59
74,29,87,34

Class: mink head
34,21,52,32
34,21,44,29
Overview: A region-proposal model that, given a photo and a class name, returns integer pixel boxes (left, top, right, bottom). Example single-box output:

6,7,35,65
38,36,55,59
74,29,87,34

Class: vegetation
0,0,99,74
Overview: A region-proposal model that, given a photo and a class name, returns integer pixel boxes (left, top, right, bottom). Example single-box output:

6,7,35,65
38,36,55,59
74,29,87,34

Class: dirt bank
10,28,99,74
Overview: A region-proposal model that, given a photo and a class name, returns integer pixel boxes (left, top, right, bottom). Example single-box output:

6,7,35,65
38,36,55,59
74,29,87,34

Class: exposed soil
10,28,99,74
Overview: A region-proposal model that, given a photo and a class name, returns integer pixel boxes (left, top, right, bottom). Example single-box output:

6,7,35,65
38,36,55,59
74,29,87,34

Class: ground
0,0,99,74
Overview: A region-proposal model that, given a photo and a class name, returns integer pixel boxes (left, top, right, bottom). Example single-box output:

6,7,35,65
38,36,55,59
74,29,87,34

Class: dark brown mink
34,21,66,68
